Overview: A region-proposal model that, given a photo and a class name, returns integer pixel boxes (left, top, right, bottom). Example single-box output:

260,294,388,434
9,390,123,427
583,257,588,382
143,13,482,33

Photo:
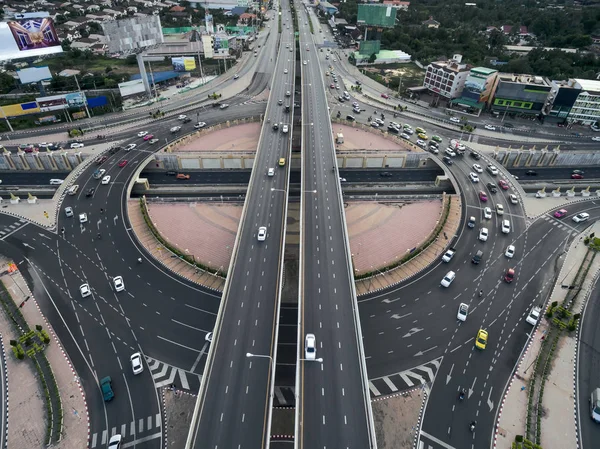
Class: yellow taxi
415,127,426,134
417,133,428,140
475,329,488,350
279,157,286,166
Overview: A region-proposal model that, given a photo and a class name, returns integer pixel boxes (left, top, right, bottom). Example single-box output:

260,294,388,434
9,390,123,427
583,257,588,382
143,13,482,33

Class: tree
369,53,377,63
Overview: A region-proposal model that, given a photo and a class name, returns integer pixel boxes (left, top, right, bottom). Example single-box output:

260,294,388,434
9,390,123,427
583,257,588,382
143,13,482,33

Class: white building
423,54,471,99
567,79,600,126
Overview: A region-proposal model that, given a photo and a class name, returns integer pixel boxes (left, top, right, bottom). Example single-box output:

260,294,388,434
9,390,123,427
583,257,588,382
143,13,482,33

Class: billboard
1,102,40,117
118,79,145,97
357,5,397,28
0,18,63,61
359,40,380,56
17,66,52,84
36,92,86,112
102,16,164,54
462,74,487,102
172,57,196,71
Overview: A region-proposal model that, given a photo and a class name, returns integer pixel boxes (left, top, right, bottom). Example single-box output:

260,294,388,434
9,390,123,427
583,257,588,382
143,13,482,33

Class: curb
161,387,167,449
11,270,91,448
0,332,8,449
412,385,428,449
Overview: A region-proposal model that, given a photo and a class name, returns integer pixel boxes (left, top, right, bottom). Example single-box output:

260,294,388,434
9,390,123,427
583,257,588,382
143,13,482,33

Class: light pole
299,357,323,363
246,352,272,361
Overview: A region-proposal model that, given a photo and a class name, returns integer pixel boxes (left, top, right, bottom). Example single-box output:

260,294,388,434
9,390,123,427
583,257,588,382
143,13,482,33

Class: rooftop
470,67,497,75
574,78,600,93
498,73,551,86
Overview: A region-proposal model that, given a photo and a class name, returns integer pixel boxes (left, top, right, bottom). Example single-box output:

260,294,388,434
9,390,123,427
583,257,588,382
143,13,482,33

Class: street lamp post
299,357,323,363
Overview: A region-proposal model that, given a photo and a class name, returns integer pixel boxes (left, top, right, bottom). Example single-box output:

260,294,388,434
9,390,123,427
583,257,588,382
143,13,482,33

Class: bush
12,345,24,359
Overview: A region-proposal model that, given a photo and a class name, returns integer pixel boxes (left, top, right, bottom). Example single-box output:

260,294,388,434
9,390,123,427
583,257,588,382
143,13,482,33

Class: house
87,4,101,12
501,25,529,36
422,16,440,29
382,0,410,10
90,43,107,54
63,17,92,30
169,5,186,12
238,12,257,24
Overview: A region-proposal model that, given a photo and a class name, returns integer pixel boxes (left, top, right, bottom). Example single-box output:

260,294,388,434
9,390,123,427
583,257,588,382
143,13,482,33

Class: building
353,49,411,65
544,79,581,122
318,1,338,15
490,73,551,117
421,16,440,28
382,0,410,10
567,79,600,126
423,55,471,99
451,67,498,115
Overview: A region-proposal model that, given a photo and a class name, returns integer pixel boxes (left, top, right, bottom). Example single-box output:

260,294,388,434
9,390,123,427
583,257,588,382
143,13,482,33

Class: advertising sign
17,66,52,84
0,18,63,61
66,92,86,108
118,79,145,97
72,111,87,120
37,94,67,112
357,5,397,28
205,14,214,34
172,57,196,71
463,74,487,101
1,102,40,117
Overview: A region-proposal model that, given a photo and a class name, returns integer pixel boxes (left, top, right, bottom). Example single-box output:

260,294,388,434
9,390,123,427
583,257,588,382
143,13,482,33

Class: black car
387,125,399,134
470,151,481,160
273,123,279,130
85,187,95,197
443,156,454,165
346,115,356,121
182,117,192,123
109,147,122,155
380,172,393,177
486,182,498,193
503,123,514,128
472,250,484,264
212,102,221,108
525,170,538,176
166,171,177,176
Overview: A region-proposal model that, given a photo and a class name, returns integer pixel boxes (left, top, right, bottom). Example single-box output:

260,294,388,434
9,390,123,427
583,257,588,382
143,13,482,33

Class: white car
449,117,461,123
219,104,229,109
483,207,492,219
125,144,136,151
592,136,600,142
469,172,479,183
284,69,288,74
170,126,181,133
509,194,518,205
416,139,427,148
505,245,515,258
257,226,267,241
65,206,73,217
526,307,541,326
205,332,213,342
108,434,122,449
479,227,489,242
487,165,499,176
400,133,411,140
178,114,187,120
80,284,91,298
149,139,159,144
472,164,483,173
137,131,148,137
130,352,143,375
233,74,239,79
194,122,207,129
501,219,511,234
573,212,590,223
496,204,504,215
457,303,469,321
303,60,307,65
267,168,275,177
101,175,111,185
305,333,316,360
70,142,84,149
113,276,125,292
445,148,456,157
441,271,456,287
484,124,497,131
282,124,289,133
79,213,88,223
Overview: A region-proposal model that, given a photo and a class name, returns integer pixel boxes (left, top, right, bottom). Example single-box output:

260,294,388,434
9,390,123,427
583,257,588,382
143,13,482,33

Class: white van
49,179,64,185
67,185,79,195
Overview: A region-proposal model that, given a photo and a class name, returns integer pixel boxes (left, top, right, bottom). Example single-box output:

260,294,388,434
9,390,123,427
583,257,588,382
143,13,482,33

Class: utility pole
73,74,92,119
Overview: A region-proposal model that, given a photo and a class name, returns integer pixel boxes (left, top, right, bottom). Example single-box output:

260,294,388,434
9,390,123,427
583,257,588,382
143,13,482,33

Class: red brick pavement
176,123,261,152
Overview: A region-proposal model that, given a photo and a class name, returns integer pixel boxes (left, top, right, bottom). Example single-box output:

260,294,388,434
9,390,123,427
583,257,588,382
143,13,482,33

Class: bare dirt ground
163,388,198,448
373,390,424,449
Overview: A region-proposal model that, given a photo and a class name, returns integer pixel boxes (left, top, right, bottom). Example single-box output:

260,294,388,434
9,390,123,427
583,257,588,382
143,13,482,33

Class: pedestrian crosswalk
0,218,28,240
146,356,200,393
90,414,161,448
542,214,582,235
368,358,441,398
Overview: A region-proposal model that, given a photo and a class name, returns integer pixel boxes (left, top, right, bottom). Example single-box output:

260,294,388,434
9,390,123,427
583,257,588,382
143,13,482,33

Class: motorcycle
469,421,476,432
459,389,465,401
368,116,372,122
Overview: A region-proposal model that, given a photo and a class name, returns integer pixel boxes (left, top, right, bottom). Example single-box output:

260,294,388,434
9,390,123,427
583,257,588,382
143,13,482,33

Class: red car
381,93,390,99
143,134,154,141
118,160,128,167
571,173,584,179
504,268,515,283
554,209,567,218
479,191,488,202
330,83,335,89
498,179,509,190
96,156,108,165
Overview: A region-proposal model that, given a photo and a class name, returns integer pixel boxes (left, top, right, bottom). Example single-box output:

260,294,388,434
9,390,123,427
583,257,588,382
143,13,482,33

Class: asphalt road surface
297,4,375,448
